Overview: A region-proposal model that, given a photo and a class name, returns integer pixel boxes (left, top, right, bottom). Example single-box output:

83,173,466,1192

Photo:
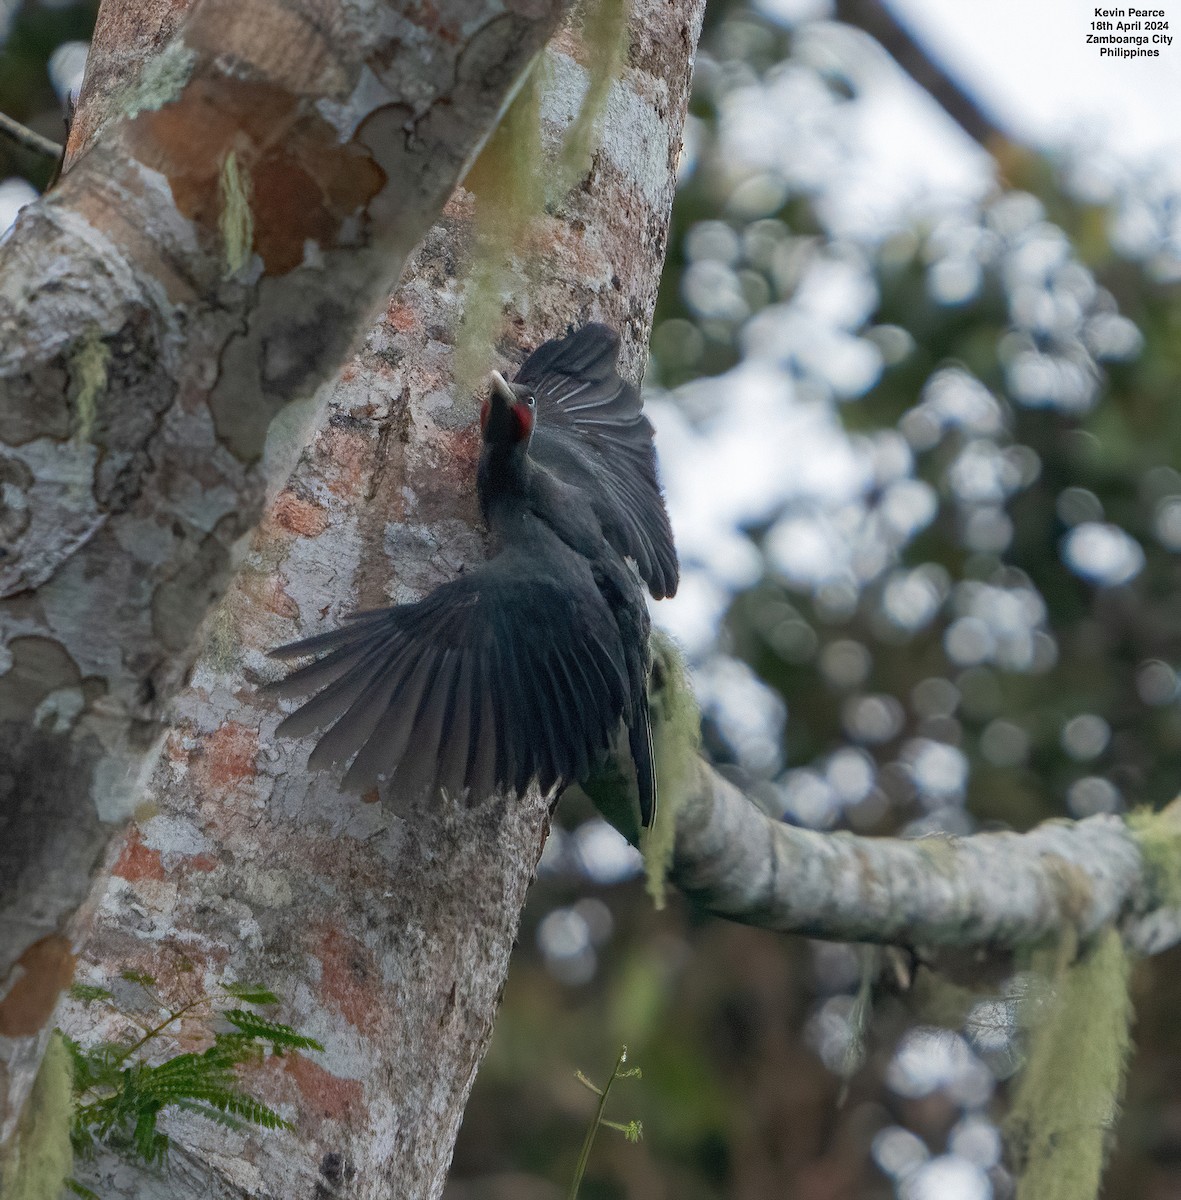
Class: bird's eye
525,393,536,407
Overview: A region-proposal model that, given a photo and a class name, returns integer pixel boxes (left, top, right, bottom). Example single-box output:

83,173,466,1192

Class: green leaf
209,1091,292,1131
222,1010,324,1052
66,1180,101,1199
172,1098,250,1132
119,970,157,987
64,967,315,1174
69,984,114,1004
221,984,281,1005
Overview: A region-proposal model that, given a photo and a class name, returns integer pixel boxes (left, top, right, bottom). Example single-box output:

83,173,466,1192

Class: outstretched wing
519,324,679,600
266,542,631,802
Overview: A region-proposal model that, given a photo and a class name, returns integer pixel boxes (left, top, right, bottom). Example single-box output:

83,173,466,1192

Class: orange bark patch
128,72,385,276
185,853,220,873
112,828,166,882
445,423,482,482
0,935,76,1037
240,571,301,619
322,429,373,498
203,721,258,787
386,301,420,334
284,1052,364,1122
260,577,300,619
316,928,381,1029
270,490,329,538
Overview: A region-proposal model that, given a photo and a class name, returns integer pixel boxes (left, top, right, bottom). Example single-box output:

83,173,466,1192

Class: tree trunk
47,0,706,1195
0,0,573,1152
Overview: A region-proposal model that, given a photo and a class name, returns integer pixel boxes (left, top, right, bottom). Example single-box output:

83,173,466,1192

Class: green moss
219,150,254,277
0,1032,75,1200
120,41,197,121
70,330,109,445
453,0,632,398
1127,801,1181,908
456,64,544,400
553,0,630,197
642,631,699,907
1007,927,1134,1200
199,598,239,674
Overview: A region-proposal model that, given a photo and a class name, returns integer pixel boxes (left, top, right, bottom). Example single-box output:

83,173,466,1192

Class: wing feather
518,324,679,599
269,541,629,804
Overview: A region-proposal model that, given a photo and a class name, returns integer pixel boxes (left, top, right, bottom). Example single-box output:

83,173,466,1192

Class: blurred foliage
455,4,1181,1200
0,0,94,188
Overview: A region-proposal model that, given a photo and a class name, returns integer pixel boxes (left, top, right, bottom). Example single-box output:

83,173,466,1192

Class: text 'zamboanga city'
1090,6,1172,55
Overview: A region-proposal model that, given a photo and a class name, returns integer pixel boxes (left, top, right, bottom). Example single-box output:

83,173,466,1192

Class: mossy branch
589,639,1181,957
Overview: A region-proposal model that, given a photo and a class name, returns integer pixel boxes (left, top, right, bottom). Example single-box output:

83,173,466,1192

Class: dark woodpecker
268,324,678,826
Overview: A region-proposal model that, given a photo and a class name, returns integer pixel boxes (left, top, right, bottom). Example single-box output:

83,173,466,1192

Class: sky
892,0,1181,159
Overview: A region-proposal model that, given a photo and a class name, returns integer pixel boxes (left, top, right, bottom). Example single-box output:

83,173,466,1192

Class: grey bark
51,0,706,1196
666,755,1181,956
0,0,571,1149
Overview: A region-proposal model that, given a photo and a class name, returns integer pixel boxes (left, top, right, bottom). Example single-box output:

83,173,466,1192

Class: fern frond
222,984,281,1005
64,966,318,1174
133,1108,170,1165
172,1098,250,1132
223,1010,325,1052
69,984,114,1004
202,1090,292,1130
119,970,157,987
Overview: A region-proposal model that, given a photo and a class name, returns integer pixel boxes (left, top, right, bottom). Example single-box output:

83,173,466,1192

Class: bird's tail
629,694,658,829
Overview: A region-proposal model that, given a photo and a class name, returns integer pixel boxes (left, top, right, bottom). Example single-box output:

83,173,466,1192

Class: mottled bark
53,0,706,1196
663,754,1181,956
0,0,574,1148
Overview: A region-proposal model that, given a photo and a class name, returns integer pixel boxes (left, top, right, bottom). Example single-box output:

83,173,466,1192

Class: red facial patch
511,403,535,442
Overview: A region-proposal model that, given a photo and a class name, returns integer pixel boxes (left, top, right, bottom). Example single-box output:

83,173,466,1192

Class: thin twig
0,110,64,161
569,1048,638,1200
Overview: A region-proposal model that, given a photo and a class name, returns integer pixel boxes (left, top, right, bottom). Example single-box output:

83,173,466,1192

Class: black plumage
268,323,678,822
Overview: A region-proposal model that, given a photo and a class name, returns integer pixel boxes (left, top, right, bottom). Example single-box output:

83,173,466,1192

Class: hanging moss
576,634,699,893
1127,802,1181,909
219,149,254,277
70,328,109,446
552,0,631,198
455,0,634,398
642,631,700,907
1,1032,74,1200
456,64,544,400
1007,927,1134,1200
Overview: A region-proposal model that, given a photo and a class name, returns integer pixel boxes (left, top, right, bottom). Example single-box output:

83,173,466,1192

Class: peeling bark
665,755,1181,956
49,0,706,1194
0,0,577,1148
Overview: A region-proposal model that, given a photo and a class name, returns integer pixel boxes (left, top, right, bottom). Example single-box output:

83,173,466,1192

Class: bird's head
481,371,536,449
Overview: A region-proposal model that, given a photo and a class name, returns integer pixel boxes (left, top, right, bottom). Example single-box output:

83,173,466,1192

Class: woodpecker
269,324,678,825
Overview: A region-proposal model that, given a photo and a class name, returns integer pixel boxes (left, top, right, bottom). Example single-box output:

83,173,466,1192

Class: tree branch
0,111,63,161
832,0,1011,151
666,755,1181,957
